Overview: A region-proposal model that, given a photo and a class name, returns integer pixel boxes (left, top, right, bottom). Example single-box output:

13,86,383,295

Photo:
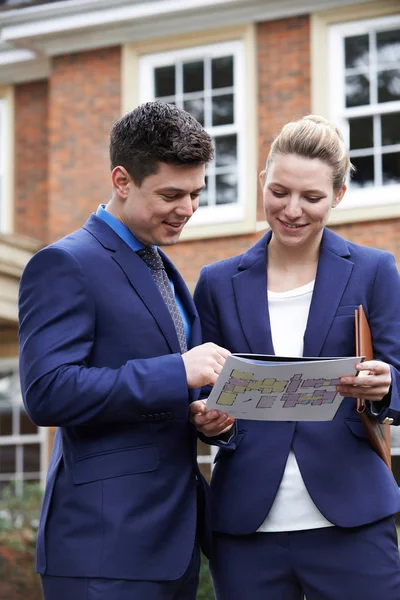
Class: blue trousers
210,517,400,600
41,543,200,600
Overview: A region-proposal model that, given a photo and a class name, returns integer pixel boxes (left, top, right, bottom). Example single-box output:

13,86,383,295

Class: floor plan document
206,354,362,421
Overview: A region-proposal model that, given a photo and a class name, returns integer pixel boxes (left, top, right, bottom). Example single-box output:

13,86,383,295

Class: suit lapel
232,232,275,355
112,248,182,354
303,229,353,357
83,214,181,354
231,228,354,358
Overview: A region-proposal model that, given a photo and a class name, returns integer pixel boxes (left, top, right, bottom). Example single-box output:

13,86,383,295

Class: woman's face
261,153,346,252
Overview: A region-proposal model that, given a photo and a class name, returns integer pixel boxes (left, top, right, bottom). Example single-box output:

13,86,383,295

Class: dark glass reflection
377,29,400,66
183,61,204,94
0,411,12,436
212,56,234,89
215,135,237,167
183,98,204,126
20,412,38,435
381,113,400,146
198,175,209,207
23,444,41,473
155,66,175,98
0,369,21,436
378,69,400,103
349,117,373,150
345,74,370,107
0,445,16,474
382,152,400,184
216,173,237,205
345,35,369,69
212,94,234,126
351,155,374,187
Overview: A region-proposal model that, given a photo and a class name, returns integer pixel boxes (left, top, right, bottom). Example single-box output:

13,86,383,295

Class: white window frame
0,358,48,495
329,14,400,211
139,40,246,228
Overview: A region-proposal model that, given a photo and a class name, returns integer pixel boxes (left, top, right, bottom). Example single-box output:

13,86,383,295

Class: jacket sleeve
194,266,240,450
18,246,189,427
367,252,400,425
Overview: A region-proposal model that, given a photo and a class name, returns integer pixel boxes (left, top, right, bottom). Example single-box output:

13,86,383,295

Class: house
0,0,399,491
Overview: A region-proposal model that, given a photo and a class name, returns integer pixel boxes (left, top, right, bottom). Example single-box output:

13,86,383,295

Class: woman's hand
337,360,392,401
190,400,235,438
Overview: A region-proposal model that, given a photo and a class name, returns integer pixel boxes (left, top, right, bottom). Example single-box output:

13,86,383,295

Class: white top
256,280,334,532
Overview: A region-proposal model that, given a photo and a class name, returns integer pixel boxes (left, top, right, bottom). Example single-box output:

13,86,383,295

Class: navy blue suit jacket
194,228,400,534
18,214,210,580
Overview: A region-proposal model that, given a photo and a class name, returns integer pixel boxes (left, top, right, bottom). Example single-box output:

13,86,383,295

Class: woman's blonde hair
266,115,355,190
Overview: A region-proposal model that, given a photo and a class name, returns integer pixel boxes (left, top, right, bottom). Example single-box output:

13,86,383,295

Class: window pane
381,113,400,146
183,97,204,126
345,35,369,69
154,65,175,97
216,172,237,205
377,29,400,66
349,116,373,150
345,74,370,107
0,445,16,474
212,94,234,126
0,410,12,436
0,368,19,436
212,56,234,89
199,175,209,207
183,61,204,93
215,135,237,167
23,444,40,473
382,152,400,184
351,155,374,187
20,412,38,435
378,69,400,103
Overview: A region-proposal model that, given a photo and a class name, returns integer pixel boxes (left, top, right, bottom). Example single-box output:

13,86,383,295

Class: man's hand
182,342,230,389
190,400,235,438
337,360,392,401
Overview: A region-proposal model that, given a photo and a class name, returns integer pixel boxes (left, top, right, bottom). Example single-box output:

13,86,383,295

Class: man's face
117,162,206,246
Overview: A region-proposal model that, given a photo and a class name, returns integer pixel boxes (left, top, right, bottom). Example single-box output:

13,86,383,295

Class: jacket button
382,417,394,425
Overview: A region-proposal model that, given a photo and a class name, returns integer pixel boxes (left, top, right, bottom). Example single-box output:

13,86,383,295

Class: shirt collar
96,204,147,252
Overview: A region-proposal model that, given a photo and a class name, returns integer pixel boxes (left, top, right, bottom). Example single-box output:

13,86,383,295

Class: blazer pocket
344,418,369,440
73,445,159,484
335,305,360,317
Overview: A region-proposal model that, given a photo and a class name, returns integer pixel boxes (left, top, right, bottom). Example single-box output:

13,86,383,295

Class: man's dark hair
109,101,214,186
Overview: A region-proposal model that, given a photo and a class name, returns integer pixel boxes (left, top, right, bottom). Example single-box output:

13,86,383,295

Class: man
18,101,229,600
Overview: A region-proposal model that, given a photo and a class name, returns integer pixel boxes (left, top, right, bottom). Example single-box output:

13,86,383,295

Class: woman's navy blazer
194,228,400,534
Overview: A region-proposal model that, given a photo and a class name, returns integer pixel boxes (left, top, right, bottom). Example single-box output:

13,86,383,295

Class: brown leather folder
355,305,391,470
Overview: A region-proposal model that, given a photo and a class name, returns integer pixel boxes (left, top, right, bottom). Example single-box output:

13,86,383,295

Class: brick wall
257,15,311,220
14,81,49,243
332,219,400,266
48,47,121,242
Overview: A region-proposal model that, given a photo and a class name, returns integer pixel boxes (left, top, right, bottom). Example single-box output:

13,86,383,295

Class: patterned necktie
136,246,188,354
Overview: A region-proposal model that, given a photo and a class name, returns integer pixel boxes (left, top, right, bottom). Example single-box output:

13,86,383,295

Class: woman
191,115,400,600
